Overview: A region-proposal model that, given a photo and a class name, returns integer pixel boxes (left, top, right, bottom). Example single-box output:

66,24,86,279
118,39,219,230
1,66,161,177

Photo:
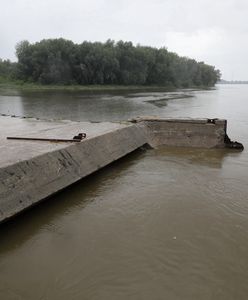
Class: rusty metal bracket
7,133,86,143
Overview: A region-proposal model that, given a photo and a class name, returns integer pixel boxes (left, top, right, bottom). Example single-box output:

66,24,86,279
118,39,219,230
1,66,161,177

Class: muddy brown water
0,84,248,299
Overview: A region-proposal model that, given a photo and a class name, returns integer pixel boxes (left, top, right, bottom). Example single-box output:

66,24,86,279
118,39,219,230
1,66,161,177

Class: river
0,84,248,299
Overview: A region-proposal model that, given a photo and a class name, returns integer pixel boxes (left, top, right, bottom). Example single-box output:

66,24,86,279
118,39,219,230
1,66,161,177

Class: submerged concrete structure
131,117,228,148
0,116,241,223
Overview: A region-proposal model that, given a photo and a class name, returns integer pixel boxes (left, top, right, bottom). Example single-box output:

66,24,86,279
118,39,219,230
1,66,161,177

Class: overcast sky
1,0,248,80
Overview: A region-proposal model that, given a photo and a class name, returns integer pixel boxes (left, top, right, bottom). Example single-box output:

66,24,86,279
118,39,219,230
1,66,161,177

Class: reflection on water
154,146,239,169
0,85,248,300
0,89,195,121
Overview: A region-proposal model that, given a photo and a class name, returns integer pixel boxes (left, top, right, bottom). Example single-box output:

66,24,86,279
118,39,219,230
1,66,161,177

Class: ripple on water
1,85,248,299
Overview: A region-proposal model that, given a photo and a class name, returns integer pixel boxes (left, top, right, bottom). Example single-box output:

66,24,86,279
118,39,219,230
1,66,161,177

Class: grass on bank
0,77,174,92
0,77,213,93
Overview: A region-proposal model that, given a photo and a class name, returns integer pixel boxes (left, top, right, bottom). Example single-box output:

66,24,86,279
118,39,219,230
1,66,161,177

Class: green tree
12,38,220,87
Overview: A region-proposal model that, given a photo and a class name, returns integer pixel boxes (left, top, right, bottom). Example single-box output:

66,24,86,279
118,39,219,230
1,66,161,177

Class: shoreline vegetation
0,39,220,91
0,77,213,93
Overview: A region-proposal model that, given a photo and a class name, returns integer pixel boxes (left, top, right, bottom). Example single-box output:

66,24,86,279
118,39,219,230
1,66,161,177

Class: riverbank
0,78,213,93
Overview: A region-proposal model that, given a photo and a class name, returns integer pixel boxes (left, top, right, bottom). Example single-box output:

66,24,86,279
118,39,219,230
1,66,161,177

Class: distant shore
218,80,248,84
0,78,213,93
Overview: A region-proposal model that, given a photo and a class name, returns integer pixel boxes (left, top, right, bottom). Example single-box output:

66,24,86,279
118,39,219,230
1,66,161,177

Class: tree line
0,39,221,87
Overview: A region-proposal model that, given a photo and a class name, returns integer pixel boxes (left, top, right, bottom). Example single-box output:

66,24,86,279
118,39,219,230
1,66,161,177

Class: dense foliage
0,59,17,80
1,39,221,87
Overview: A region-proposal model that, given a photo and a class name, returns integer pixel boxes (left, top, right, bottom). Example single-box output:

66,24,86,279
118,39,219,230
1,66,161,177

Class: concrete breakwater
0,116,241,223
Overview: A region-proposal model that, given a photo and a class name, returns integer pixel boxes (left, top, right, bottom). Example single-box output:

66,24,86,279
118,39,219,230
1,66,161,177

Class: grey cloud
1,0,248,79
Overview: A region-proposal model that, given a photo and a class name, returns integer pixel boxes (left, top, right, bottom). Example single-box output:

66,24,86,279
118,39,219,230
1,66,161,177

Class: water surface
0,85,248,300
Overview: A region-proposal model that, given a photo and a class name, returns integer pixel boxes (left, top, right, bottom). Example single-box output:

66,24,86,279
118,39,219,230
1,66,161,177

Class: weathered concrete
132,116,227,148
0,117,133,168
0,115,239,223
0,117,146,222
